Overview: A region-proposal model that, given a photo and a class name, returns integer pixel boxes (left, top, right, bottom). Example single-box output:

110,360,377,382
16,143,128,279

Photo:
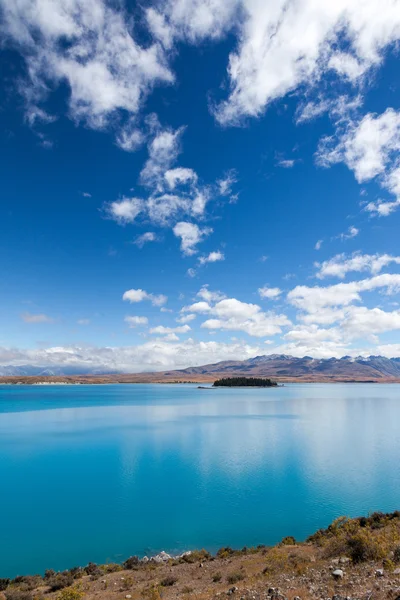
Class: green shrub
212,572,222,583
347,532,385,563
0,580,10,592
226,572,245,584
47,574,74,591
181,586,193,594
123,557,139,569
180,550,211,563
68,568,84,580
280,536,296,546
5,590,32,600
393,545,400,563
216,547,237,559
56,588,84,600
14,577,42,592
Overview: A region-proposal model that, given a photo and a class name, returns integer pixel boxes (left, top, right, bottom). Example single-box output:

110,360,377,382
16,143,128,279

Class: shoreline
0,378,398,386
1,511,399,599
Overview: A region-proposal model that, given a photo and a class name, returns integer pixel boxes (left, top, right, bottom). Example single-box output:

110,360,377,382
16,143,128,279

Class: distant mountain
0,365,122,376
161,354,400,382
1,355,400,382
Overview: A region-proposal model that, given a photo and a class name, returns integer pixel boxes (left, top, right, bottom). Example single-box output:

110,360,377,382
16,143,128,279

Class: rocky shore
1,512,400,600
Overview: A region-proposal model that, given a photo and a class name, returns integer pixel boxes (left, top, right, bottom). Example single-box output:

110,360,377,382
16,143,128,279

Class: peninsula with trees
213,377,278,387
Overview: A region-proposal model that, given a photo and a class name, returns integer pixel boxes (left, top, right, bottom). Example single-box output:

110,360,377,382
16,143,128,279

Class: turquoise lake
1,383,400,578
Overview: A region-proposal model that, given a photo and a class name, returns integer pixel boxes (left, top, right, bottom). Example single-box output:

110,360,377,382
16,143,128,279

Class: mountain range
1,354,400,383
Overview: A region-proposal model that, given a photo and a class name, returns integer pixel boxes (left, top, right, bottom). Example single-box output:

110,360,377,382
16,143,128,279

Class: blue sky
1,0,400,372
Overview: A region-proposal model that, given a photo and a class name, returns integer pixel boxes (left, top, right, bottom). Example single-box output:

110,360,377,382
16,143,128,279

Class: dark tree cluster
213,377,277,387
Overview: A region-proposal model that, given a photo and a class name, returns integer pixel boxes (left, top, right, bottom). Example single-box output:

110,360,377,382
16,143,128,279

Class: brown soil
2,513,400,600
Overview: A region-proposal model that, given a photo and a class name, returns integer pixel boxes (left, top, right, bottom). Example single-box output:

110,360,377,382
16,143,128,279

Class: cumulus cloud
316,252,400,279
115,121,144,152
105,124,234,252
5,0,400,136
198,250,225,265
123,288,167,306
176,313,197,324
173,222,212,255
213,1,400,124
149,324,191,334
133,232,157,248
0,339,265,372
288,273,400,314
106,197,143,225
317,108,400,216
258,286,282,300
197,285,226,303
0,0,173,133
125,316,149,327
201,298,291,337
338,226,359,241
182,288,290,338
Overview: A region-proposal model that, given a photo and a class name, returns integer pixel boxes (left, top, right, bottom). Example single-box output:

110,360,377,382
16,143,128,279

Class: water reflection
0,384,399,577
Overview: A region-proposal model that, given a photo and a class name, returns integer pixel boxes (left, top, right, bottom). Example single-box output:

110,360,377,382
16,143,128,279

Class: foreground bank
2,512,400,600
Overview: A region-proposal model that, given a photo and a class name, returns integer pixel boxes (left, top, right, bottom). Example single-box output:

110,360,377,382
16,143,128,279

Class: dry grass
2,513,400,600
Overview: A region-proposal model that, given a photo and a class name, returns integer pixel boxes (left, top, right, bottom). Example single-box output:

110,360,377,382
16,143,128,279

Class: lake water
1,383,400,578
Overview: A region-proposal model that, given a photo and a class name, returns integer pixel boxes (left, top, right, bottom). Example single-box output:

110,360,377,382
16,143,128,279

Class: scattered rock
340,558,351,565
125,595,131,599
152,551,172,563
141,556,149,563
333,570,344,580
375,570,384,578
227,586,239,595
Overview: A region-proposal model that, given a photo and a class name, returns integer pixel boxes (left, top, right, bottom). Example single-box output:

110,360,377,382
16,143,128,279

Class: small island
213,376,278,387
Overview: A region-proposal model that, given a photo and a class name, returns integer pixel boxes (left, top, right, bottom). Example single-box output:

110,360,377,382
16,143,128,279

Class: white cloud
163,333,180,342
187,268,197,278
133,232,157,248
115,120,144,152
106,197,143,225
125,316,149,328
0,0,174,133
141,127,184,187
341,306,400,338
315,240,323,251
316,252,400,279
149,324,191,334
338,225,359,241
277,159,296,168
317,108,400,216
173,222,212,255
197,285,226,303
199,297,290,338
21,312,53,323
165,167,198,188
258,286,282,300
217,169,238,197
198,250,225,265
213,1,400,124
146,0,239,45
0,339,265,372
288,273,400,315
123,289,167,306
182,301,212,313
296,94,363,125
176,313,197,324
